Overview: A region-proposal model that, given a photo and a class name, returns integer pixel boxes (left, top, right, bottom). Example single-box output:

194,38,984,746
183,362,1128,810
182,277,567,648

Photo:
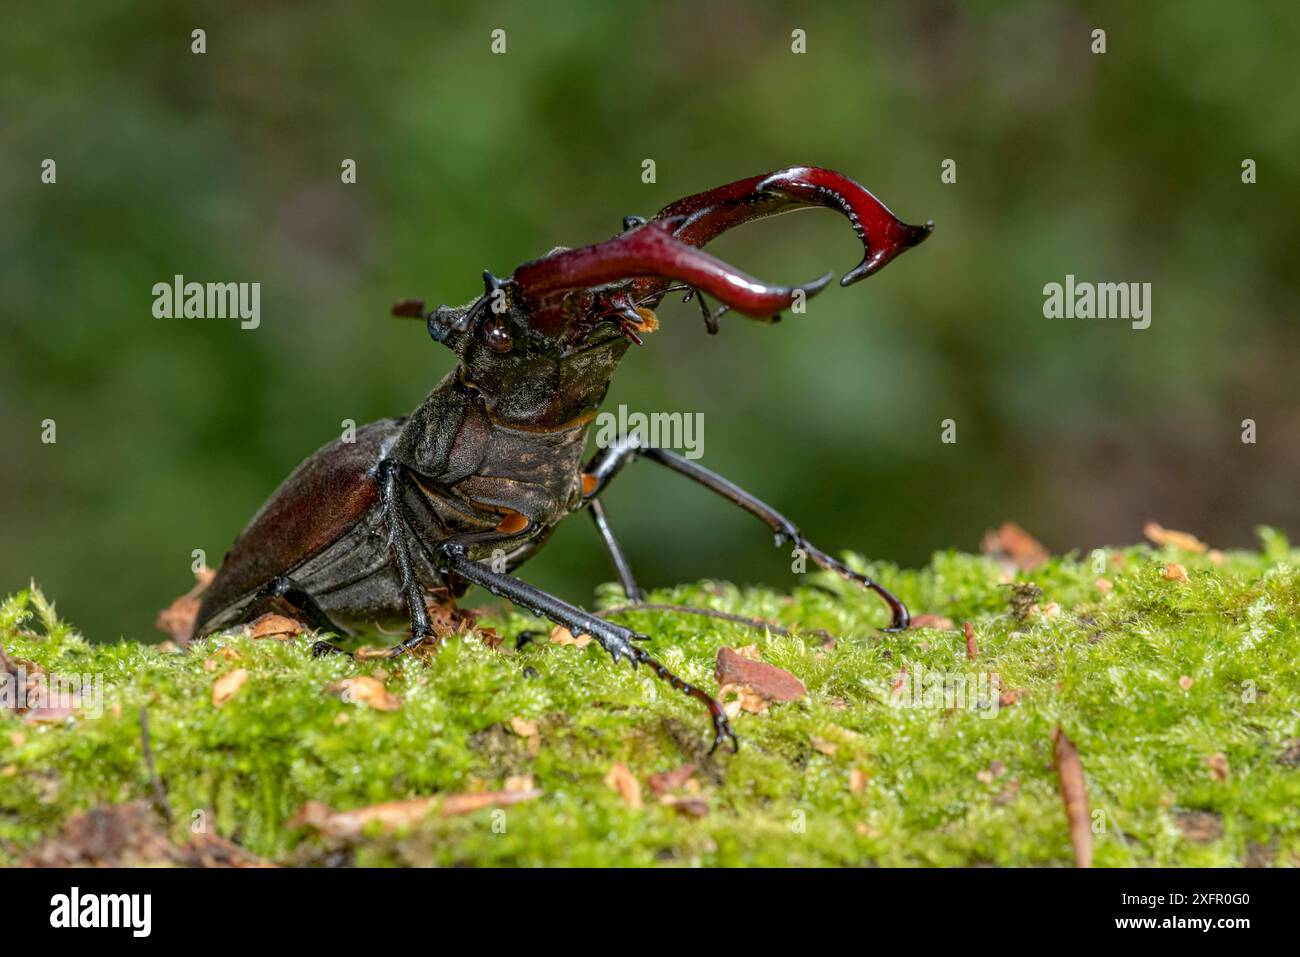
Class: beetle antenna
391,298,426,318
459,270,512,330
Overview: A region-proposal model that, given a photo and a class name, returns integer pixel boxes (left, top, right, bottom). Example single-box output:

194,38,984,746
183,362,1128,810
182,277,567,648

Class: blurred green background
3,1,1297,641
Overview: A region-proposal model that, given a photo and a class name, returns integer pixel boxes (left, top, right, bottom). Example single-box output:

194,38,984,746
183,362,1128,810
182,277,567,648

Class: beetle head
395,166,932,426
393,270,635,425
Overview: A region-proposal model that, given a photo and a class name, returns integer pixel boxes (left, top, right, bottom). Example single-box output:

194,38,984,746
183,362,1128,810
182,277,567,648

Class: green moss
2,530,1298,866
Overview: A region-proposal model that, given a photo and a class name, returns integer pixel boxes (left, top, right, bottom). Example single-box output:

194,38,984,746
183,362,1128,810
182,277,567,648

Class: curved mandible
647,165,933,288
512,220,832,321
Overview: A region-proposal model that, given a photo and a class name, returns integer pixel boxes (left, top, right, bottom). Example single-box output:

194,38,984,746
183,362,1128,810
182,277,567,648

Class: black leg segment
239,575,350,637
582,435,910,630
378,459,434,650
406,538,736,754
587,497,644,602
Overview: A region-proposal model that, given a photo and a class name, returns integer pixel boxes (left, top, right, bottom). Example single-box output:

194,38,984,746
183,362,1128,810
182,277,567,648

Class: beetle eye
483,315,513,353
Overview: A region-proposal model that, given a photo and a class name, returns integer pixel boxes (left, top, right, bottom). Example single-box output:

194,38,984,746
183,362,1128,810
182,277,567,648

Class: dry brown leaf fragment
909,614,955,630
504,774,534,793
249,613,305,640
1176,810,1223,843
733,644,762,661
290,789,541,838
1162,563,1189,583
603,763,643,808
154,595,201,644
992,778,1021,805
715,647,805,702
509,716,538,737
548,625,592,648
508,716,541,756
1205,752,1230,781
153,566,215,644
648,764,696,795
204,647,242,672
1144,522,1208,554
719,683,768,716
849,768,869,793
441,789,542,816
325,676,402,712
5,655,85,722
980,521,1050,571
999,688,1026,707
288,798,395,836
21,800,268,868
423,600,478,638
963,621,978,661
24,700,82,723
211,668,247,708
810,735,838,757
1244,842,1274,867
1051,727,1092,868
977,759,1009,786
660,796,708,818
1278,739,1300,768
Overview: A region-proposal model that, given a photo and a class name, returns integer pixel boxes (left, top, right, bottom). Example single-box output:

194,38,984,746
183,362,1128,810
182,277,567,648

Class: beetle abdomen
191,418,406,639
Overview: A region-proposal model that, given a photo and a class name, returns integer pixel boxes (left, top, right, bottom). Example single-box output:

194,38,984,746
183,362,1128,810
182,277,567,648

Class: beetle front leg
428,542,737,754
378,459,436,653
581,436,910,630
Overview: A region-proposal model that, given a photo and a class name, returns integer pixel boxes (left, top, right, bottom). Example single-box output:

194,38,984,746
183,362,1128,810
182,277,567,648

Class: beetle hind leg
207,575,353,655
253,576,351,635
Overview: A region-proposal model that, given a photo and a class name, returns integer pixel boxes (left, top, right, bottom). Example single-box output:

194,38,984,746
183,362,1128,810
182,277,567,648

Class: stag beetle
190,166,932,752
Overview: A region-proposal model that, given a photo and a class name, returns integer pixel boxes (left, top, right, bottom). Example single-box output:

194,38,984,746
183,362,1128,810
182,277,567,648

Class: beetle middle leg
587,497,643,602
581,435,911,630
